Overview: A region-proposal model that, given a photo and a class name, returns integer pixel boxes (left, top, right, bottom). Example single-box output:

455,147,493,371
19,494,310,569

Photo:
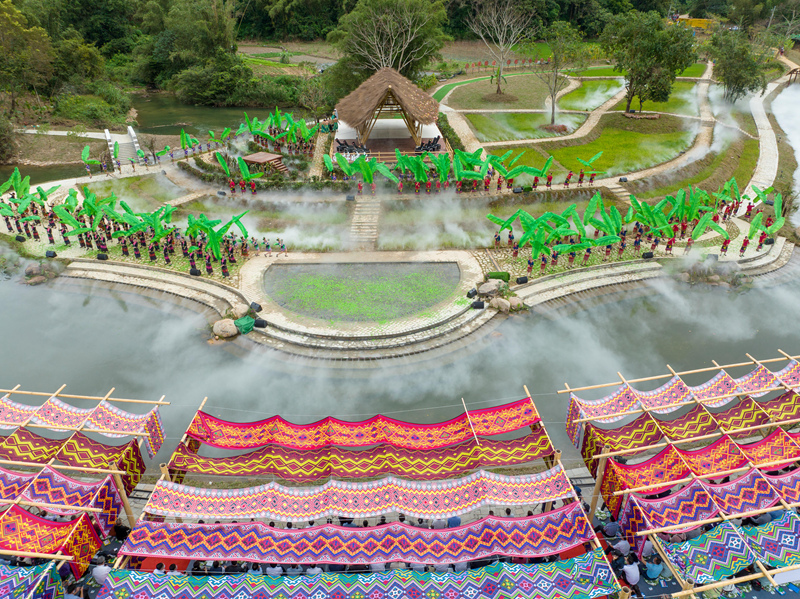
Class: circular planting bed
262,262,462,323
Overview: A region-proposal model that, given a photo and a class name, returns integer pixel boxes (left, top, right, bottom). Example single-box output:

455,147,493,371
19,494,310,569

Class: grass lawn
16,134,106,164
611,81,699,116
83,174,186,212
464,112,586,142
262,263,461,323
486,146,568,183
544,125,695,176
678,63,707,77
558,79,625,111
447,74,553,110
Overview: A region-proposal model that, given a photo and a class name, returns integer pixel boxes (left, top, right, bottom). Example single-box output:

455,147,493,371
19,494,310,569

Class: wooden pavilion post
589,445,610,517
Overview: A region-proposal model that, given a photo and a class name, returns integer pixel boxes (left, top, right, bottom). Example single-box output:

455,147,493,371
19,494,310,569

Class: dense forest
0,0,797,148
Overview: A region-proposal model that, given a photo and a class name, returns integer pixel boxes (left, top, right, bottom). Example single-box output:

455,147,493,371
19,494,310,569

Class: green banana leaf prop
81,145,100,165
19,215,40,222
156,146,170,157
322,154,335,172
748,212,763,239
36,185,60,206
691,212,729,240
592,235,621,246
427,153,451,183
521,227,549,259
237,157,263,182
0,205,13,217
236,123,248,136
486,209,521,232
375,162,399,184
215,152,231,177
113,141,119,160
136,149,145,160
454,148,484,168
507,151,526,169
452,155,480,181
576,151,603,168
180,129,188,150
553,241,593,254
765,193,785,235
209,130,220,144
222,127,231,141
334,153,355,177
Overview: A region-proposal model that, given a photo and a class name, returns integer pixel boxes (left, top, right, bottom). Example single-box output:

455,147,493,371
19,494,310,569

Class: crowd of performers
496,197,774,276
1,197,288,278
331,166,598,195
252,128,315,156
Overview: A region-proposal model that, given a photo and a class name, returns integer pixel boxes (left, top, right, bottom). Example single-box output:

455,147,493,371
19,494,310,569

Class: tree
468,0,536,94
0,0,53,113
166,0,238,64
299,78,332,122
600,11,695,113
532,21,589,124
709,29,768,102
328,0,448,78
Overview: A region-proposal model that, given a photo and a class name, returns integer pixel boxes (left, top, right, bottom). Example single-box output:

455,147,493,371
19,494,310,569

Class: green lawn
679,63,707,77
573,62,705,78
611,81,699,116
486,147,568,183
447,74,555,110
464,112,586,142
547,126,696,176
83,174,185,212
558,79,625,111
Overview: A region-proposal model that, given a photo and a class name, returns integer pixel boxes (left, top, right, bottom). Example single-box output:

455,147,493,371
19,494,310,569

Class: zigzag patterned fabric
168,431,553,482
704,468,780,514
601,445,691,517
0,428,63,463
0,563,64,599
0,505,100,578
97,548,619,599
0,396,163,458
120,504,593,565
627,480,718,537
763,468,800,503
665,521,755,584
145,466,572,522
740,511,800,568
688,371,742,405
0,466,35,501
760,391,800,422
581,414,662,475
19,467,122,537
636,377,693,412
777,360,800,389
58,433,144,495
186,398,540,450
677,436,748,474
657,405,718,441
737,428,800,466
713,397,770,439
734,365,780,397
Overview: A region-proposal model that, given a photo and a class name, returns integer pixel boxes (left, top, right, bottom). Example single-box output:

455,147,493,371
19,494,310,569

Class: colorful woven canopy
566,365,798,447
665,521,756,584
168,430,553,482
98,548,619,599
740,511,800,568
0,563,63,599
0,429,145,496
0,394,164,458
186,397,539,450
0,505,101,578
119,503,593,565
145,466,572,521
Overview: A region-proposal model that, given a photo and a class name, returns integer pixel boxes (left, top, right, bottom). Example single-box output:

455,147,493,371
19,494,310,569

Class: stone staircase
738,238,795,276
349,196,381,249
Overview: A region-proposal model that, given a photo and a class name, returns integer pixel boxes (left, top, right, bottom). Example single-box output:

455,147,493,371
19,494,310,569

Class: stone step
515,262,662,301
522,268,664,308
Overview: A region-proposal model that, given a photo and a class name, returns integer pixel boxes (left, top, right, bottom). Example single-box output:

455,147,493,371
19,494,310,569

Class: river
1,258,799,470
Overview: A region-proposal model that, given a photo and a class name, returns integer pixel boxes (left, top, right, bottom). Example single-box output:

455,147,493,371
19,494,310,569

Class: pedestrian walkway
349,195,381,250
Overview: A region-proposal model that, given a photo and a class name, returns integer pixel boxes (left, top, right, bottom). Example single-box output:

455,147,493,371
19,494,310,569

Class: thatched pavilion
334,68,444,158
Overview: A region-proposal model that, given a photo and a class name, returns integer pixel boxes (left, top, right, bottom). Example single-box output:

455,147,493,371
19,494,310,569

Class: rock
231,303,250,319
489,297,511,313
677,272,690,283
45,270,57,279
24,264,41,277
212,319,238,338
478,279,503,296
708,274,721,283
719,282,731,289
27,275,46,286
509,297,524,310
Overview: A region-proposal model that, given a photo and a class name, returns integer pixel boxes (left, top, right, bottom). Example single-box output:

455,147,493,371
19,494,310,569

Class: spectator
377,516,387,526
447,516,461,528
433,563,451,573
167,564,181,576
249,563,262,575
389,561,406,570
286,564,304,575
92,557,112,586
370,562,386,573
328,563,346,573
362,520,370,528
153,563,165,575
622,555,643,597
645,556,664,581
454,562,468,572
640,539,654,558
432,519,447,529
65,584,84,599
610,538,631,556
225,561,243,573
306,564,323,576
398,514,406,524
600,521,620,537
207,561,224,575
286,522,293,529
410,562,427,573
505,508,512,517
191,561,207,576
265,564,283,577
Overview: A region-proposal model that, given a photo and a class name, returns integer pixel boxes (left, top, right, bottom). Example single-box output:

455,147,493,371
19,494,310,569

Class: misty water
773,84,800,222
3,261,800,471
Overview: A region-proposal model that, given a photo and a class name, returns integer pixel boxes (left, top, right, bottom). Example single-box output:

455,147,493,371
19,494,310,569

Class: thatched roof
335,68,439,129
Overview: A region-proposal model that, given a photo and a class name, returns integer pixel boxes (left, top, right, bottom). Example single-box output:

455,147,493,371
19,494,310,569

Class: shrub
415,74,438,90
487,271,510,282
53,95,126,127
0,115,16,162
437,112,465,152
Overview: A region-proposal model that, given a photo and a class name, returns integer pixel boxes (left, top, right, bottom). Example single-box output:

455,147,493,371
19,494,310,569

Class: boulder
231,303,250,319
24,264,42,277
708,274,721,283
509,297,524,310
489,297,511,313
27,275,46,286
478,279,503,296
212,319,239,338
676,272,690,283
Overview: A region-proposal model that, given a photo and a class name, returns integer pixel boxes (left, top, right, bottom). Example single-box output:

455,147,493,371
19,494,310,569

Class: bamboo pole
113,555,130,571
113,473,136,529
671,562,800,598
559,354,800,395
589,445,609,517
650,532,691,590
0,498,102,513
636,502,798,535
0,459,125,475
0,549,74,561
0,387,169,405
0,421,152,437
461,397,480,446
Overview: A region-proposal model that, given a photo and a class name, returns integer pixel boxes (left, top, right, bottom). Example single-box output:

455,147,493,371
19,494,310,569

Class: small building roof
242,152,283,165
335,68,439,130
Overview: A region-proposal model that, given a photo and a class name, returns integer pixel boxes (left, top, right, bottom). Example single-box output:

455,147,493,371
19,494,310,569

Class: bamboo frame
0,459,125,476
0,498,102,513
0,549,73,561
671,563,800,598
461,397,481,446
0,386,169,406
